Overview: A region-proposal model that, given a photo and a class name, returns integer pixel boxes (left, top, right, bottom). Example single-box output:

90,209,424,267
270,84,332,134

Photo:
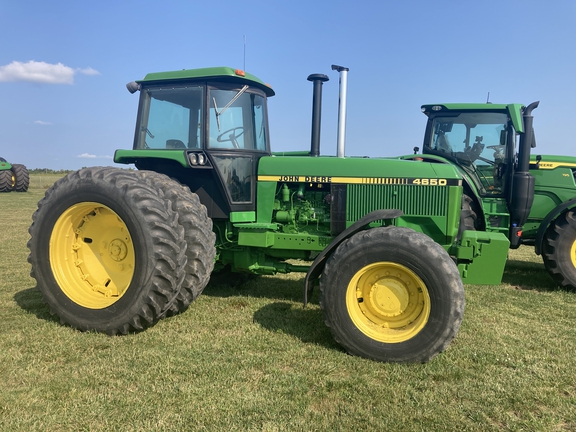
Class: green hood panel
114,149,189,167
257,156,463,182
530,154,576,169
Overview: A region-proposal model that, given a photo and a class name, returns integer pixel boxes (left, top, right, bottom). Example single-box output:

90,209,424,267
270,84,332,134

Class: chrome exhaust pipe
332,65,349,158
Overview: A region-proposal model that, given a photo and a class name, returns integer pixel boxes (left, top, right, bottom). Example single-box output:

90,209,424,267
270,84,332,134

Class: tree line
28,169,75,175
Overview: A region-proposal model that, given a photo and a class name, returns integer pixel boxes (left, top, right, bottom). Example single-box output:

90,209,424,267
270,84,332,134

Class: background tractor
28,65,566,363
0,157,29,192
404,103,576,290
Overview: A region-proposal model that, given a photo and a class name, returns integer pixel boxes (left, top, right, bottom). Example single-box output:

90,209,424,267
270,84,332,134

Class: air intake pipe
509,101,539,248
307,74,329,157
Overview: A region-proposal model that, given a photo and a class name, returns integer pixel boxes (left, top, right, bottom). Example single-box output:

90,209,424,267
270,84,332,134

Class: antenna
243,35,246,70
486,91,490,104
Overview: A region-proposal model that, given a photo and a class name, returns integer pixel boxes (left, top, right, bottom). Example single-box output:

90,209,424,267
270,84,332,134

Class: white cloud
77,153,112,159
34,120,52,126
77,67,100,76
0,61,100,84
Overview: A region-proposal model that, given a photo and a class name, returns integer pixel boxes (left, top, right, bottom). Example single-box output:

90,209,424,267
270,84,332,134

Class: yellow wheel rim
571,239,576,268
346,262,430,343
50,202,135,309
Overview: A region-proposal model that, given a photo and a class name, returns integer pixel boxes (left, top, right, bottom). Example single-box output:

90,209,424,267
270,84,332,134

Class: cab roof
136,66,275,97
421,103,526,134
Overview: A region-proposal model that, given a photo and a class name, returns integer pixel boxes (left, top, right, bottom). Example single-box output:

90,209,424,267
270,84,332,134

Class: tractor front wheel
542,209,576,290
320,227,465,363
27,167,187,334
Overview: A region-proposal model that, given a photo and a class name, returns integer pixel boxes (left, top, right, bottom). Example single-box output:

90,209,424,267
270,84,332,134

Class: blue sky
1,0,575,170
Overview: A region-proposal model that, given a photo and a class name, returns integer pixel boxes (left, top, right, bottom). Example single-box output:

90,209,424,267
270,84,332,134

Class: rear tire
27,167,187,334
11,164,29,192
0,170,12,192
320,227,465,363
135,171,216,315
542,209,576,290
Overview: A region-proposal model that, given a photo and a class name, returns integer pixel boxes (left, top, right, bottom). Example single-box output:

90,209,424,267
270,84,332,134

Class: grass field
0,176,575,431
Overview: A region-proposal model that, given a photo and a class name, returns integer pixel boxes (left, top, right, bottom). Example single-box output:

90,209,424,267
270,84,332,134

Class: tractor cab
117,67,274,218
421,102,539,247
421,104,526,197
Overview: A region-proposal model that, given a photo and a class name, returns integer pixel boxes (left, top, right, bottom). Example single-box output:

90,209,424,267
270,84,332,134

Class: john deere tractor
406,103,576,291
0,158,29,192
28,65,561,363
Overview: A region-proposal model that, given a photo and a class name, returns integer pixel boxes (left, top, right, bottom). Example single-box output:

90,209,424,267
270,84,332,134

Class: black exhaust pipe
509,101,539,248
307,74,329,157
517,101,539,173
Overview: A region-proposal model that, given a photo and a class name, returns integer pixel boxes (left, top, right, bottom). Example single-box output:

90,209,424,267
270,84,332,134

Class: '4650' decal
411,178,447,185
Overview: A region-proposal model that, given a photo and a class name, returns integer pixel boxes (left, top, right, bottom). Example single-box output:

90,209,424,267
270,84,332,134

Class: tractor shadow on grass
501,259,561,292
203,273,340,351
13,287,58,323
203,272,310,304
252,301,341,351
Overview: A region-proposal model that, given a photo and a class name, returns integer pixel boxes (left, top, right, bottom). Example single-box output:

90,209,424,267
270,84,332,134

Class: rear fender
534,197,576,255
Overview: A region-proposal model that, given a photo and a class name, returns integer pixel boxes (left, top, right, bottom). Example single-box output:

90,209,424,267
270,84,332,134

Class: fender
534,197,576,255
303,209,403,306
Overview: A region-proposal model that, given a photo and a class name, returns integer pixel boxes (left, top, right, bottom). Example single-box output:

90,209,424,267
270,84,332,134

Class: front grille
346,184,448,220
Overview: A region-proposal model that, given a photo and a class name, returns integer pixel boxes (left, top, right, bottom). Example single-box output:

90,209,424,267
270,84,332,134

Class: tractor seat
166,139,186,149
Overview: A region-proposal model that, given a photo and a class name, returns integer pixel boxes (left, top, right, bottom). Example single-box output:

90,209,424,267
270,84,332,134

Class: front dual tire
28,167,214,334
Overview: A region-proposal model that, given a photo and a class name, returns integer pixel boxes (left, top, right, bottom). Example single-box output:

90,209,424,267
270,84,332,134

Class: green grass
27,173,67,190
1,189,575,431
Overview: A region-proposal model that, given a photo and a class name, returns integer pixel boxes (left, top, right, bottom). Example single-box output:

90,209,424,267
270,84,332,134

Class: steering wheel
487,145,505,156
217,127,244,149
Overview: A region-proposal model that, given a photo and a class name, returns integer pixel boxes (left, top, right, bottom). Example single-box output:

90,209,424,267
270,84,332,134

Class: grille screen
346,184,448,220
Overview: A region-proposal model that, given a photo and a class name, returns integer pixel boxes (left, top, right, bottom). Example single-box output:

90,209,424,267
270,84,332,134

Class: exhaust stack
332,65,349,158
307,74,329,157
508,101,539,248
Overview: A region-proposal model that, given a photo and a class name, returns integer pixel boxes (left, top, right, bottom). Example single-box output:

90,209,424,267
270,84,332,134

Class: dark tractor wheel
459,194,481,231
542,209,576,290
0,170,12,192
27,167,187,334
320,226,465,363
135,171,216,315
11,164,29,192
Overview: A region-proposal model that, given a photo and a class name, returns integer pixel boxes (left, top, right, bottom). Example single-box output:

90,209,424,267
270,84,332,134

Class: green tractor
0,158,29,192
407,103,576,290
27,65,565,363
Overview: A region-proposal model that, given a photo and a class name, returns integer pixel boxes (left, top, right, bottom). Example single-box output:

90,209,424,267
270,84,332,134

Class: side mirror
126,81,141,94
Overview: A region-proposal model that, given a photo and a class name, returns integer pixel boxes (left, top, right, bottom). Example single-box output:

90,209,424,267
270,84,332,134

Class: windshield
133,84,270,152
428,112,510,194
134,85,203,150
208,88,268,151
430,112,508,164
